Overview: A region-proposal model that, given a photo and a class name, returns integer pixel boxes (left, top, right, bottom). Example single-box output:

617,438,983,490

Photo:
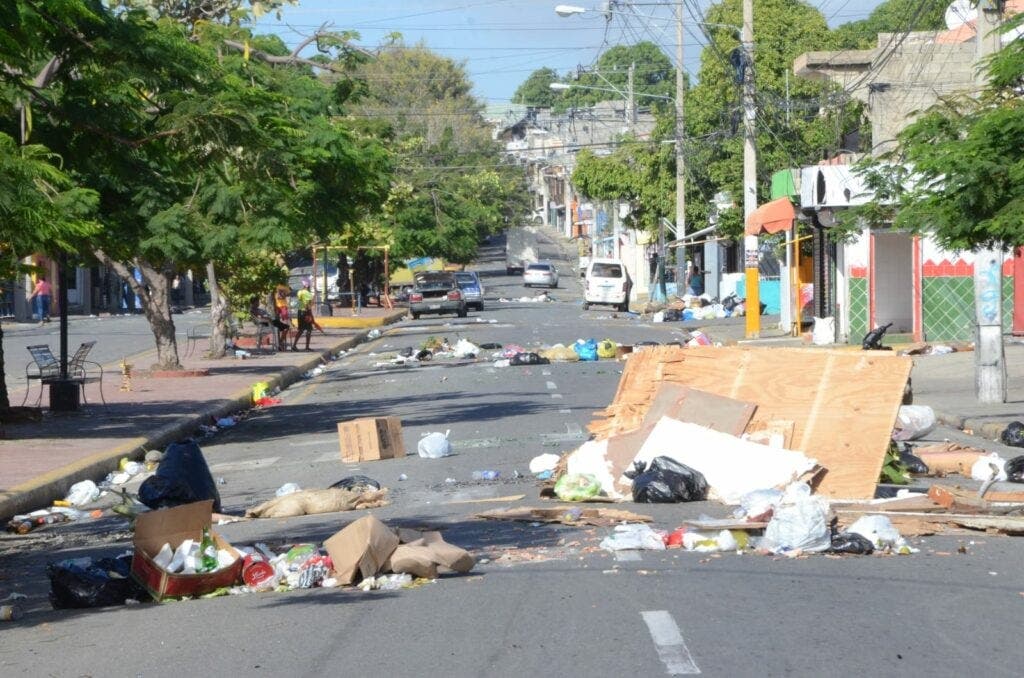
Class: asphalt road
2,234,1024,677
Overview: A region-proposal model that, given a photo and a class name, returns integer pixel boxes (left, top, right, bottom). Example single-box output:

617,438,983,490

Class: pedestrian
687,265,704,297
292,279,315,351
29,274,52,324
273,286,291,349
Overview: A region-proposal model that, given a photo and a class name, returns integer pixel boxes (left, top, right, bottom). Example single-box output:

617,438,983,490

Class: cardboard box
323,515,400,585
130,500,242,601
337,417,405,463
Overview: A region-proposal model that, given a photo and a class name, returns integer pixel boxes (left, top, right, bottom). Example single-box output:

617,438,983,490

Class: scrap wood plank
834,509,1024,534
641,383,757,436
839,495,946,513
588,345,911,500
477,506,651,527
927,485,988,513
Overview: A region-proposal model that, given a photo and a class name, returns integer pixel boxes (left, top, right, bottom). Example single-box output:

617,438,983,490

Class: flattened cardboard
323,515,400,585
642,383,756,436
477,506,652,527
338,417,405,463
130,500,242,601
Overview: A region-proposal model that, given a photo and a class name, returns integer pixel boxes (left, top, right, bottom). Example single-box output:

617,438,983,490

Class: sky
253,0,896,104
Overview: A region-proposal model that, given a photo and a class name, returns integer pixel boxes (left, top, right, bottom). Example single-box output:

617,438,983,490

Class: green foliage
853,15,1024,251
512,67,562,107
556,42,676,114
880,441,911,485
832,0,948,50
350,44,521,264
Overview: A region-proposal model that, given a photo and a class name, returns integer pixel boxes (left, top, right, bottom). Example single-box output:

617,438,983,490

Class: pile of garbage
647,292,758,322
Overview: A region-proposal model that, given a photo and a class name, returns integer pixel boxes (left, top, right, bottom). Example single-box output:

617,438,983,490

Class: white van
583,258,632,312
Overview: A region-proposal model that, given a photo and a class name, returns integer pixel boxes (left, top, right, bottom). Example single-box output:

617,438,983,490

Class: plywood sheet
588,345,912,500
641,383,756,436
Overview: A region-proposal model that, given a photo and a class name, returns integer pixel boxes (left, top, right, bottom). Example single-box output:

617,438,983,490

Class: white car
523,261,558,288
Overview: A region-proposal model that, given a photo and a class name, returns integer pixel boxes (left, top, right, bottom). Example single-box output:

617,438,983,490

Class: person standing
30,274,52,324
273,285,291,349
292,279,315,351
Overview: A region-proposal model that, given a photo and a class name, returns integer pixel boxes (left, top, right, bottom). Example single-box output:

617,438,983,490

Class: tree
348,44,524,265
832,0,949,50
685,0,856,239
555,41,676,114
512,67,563,107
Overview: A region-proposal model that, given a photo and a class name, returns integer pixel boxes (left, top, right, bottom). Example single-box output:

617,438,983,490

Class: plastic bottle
471,470,500,481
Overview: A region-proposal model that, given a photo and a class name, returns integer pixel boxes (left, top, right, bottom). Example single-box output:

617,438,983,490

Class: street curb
932,409,1016,443
0,322,396,521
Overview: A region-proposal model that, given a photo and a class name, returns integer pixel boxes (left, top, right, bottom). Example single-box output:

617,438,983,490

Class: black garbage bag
722,294,739,311
479,342,503,350
329,475,382,492
416,349,433,361
1000,421,1024,448
510,352,549,366
138,439,221,512
1005,456,1024,483
862,322,894,350
47,554,148,609
662,309,681,322
828,532,874,555
399,347,414,358
898,446,929,475
628,456,708,503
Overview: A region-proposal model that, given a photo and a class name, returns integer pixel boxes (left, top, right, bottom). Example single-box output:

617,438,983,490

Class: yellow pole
792,231,800,337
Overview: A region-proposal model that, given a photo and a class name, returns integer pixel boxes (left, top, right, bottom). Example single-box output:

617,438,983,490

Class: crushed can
242,552,277,590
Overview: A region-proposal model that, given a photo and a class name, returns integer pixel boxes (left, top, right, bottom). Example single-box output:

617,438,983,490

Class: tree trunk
95,250,182,370
206,261,232,359
0,321,10,411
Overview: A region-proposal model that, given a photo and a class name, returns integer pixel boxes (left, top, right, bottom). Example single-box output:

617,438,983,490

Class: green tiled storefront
848,277,868,343
922,276,1013,341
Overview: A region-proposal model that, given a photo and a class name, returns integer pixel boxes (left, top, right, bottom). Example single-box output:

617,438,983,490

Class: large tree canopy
832,0,949,50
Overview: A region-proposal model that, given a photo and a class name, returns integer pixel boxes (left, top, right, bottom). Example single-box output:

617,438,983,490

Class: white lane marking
550,393,563,400
546,381,557,390
559,409,571,414
566,422,583,437
289,436,338,447
641,611,701,675
542,370,552,376
615,551,641,562
209,457,280,472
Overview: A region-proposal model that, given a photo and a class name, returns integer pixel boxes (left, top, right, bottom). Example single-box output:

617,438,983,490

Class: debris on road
138,440,222,512
245,487,389,518
48,553,148,609
477,506,652,527
64,480,101,507
338,416,406,462
417,430,453,459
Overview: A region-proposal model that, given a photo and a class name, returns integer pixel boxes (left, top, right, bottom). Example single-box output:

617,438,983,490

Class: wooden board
588,345,912,500
477,507,652,527
641,383,757,436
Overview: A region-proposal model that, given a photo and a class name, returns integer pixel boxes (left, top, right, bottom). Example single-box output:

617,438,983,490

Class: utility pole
668,0,684,302
742,0,759,338
974,0,1006,403
626,61,636,131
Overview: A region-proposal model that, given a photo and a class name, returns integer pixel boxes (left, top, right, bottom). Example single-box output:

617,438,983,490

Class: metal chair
68,340,104,405
22,342,104,407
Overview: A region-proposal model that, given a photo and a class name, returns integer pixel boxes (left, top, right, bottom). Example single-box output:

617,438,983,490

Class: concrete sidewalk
0,307,407,520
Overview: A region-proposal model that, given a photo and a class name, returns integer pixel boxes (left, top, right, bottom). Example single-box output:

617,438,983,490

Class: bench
23,341,105,407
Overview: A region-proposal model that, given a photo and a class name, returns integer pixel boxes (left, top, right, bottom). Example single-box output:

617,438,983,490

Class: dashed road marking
546,381,557,390
559,408,571,414
209,457,280,473
550,393,563,400
542,369,552,376
615,551,642,562
641,610,701,675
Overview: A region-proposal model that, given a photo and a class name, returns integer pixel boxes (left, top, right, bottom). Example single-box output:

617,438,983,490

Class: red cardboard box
130,500,242,601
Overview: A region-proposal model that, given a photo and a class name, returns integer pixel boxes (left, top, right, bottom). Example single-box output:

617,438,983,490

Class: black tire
551,282,558,289
477,302,485,311
457,307,468,318
506,267,513,276
411,312,420,320
618,302,629,313
582,302,589,310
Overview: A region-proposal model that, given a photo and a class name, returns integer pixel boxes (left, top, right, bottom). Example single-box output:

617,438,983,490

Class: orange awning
745,197,795,236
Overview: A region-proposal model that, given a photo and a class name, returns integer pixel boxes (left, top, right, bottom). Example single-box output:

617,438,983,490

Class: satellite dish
944,0,977,31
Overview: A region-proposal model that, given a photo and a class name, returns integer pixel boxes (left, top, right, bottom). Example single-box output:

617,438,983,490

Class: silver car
523,261,559,288
454,271,485,311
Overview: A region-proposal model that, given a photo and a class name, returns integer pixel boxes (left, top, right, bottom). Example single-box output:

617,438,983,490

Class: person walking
292,279,315,351
29,274,52,324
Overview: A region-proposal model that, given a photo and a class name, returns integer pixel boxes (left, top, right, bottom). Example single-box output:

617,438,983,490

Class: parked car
523,261,559,288
583,258,631,312
288,263,340,302
408,271,467,319
454,271,485,311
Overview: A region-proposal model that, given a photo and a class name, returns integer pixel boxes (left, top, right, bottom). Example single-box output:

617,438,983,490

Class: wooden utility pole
974,1,1006,403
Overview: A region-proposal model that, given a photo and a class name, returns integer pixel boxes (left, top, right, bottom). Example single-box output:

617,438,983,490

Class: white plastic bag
275,482,301,497
759,497,831,554
971,453,1008,482
892,405,936,441
682,529,740,553
453,339,480,359
812,316,835,345
846,515,902,549
65,480,101,507
599,523,666,551
529,453,560,475
417,430,453,459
